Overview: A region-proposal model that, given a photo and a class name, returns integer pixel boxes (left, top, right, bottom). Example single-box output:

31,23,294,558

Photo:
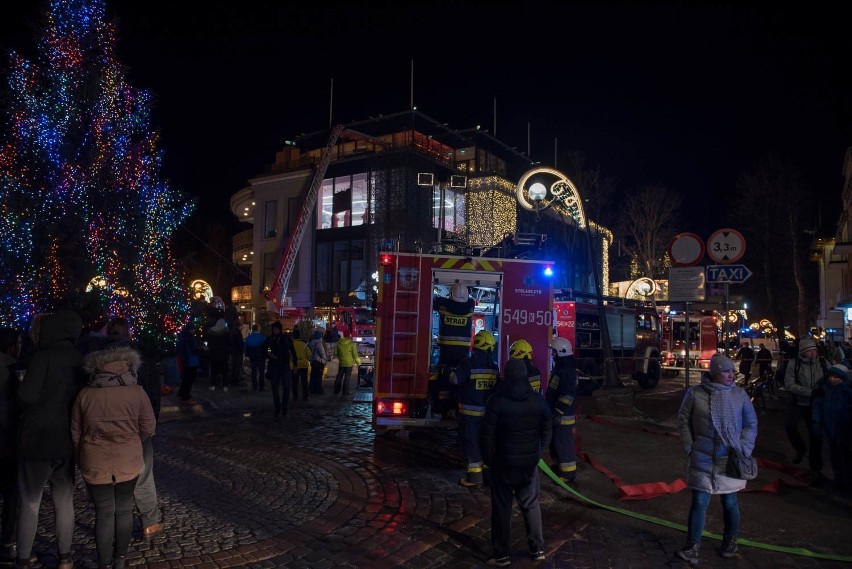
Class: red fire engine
373,251,554,431
333,305,376,341
660,311,718,373
553,291,663,393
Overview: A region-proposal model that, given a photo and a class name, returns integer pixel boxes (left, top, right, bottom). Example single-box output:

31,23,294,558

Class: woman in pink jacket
72,346,156,569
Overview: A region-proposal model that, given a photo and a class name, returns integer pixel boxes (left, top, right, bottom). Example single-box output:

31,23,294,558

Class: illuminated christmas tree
0,0,194,349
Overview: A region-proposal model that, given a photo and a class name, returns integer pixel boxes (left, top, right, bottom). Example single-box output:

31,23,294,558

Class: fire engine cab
373,251,554,431
553,291,662,393
333,305,376,342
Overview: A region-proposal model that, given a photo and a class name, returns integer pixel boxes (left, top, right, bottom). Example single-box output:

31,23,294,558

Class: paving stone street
21,369,852,568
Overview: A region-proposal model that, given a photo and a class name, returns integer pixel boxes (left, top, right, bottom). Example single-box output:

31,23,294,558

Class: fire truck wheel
637,358,661,389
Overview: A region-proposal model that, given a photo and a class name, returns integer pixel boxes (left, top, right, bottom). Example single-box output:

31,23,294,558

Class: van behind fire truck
660,311,718,374
553,291,662,393
373,251,554,431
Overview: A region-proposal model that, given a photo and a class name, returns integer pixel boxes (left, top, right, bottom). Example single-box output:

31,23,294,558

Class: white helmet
551,337,573,357
450,283,468,303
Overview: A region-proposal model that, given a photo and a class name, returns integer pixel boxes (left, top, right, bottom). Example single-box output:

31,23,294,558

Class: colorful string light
0,0,194,350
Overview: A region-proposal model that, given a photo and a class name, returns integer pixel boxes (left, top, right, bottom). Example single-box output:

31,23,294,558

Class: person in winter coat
264,322,298,418
16,309,83,569
545,337,578,484
290,328,312,401
0,328,21,564
453,330,499,487
333,336,361,396
481,359,552,567
101,318,163,540
244,325,267,391
73,345,156,569
308,331,327,395
812,363,852,490
206,319,230,392
735,343,755,382
176,322,200,404
227,320,244,387
784,337,829,476
675,354,758,564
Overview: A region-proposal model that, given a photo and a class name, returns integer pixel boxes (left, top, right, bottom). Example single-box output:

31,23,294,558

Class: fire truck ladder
268,125,390,312
388,253,424,392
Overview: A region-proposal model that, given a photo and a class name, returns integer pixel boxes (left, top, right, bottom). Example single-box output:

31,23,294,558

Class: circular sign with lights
516,168,586,228
667,233,705,267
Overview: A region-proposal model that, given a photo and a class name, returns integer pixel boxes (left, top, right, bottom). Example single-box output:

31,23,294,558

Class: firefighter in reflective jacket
431,283,475,416
546,337,578,483
453,330,499,487
509,339,542,393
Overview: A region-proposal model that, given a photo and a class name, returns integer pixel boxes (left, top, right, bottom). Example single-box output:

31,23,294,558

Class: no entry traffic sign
668,233,705,267
707,228,746,264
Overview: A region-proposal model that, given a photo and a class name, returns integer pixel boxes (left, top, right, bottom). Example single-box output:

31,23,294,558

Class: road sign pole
685,302,691,389
724,283,730,357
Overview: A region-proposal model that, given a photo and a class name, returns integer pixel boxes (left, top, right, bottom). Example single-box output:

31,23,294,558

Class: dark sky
3,2,851,239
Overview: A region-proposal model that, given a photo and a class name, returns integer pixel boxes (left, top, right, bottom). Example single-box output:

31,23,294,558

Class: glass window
333,241,348,293
315,242,330,293
351,173,368,226
318,179,333,229
332,175,351,228
350,239,364,291
264,200,277,239
262,252,277,292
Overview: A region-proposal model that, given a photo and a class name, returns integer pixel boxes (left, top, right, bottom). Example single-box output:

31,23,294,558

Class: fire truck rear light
377,399,407,415
380,254,392,265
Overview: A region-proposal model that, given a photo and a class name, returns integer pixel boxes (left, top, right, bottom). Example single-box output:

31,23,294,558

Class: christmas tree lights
0,0,194,350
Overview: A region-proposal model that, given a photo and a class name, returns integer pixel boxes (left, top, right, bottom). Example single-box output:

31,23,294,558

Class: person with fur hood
72,346,156,569
675,354,758,565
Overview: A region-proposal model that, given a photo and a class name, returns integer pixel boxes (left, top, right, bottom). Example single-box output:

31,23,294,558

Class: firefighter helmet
509,339,533,360
551,337,573,357
450,283,469,303
473,330,496,351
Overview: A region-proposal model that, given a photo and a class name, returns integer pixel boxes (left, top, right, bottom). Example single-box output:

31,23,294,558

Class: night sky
2,2,851,240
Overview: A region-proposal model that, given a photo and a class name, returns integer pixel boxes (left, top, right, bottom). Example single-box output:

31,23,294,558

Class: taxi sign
706,264,752,284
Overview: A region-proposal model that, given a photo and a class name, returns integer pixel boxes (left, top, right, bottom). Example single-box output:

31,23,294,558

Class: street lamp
515,167,619,388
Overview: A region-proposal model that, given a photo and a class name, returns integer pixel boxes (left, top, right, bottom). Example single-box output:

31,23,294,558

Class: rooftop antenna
554,137,558,168
527,121,531,157
329,77,334,129
493,97,497,138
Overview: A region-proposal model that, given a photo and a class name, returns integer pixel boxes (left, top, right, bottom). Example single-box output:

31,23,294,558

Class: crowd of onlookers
1,310,163,569
0,304,370,569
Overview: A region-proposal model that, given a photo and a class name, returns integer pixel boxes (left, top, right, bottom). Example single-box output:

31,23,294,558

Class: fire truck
333,305,376,342
373,251,554,431
660,312,718,374
553,291,663,393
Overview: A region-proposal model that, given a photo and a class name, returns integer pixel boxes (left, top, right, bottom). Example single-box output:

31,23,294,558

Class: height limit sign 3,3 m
707,228,745,264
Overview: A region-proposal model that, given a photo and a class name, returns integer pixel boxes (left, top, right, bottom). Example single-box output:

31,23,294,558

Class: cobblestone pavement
22,371,852,568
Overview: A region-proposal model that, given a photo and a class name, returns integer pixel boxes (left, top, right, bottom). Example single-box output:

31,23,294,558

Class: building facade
229,111,607,323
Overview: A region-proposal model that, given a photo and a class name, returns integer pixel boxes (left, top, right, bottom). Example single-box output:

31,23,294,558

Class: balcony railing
232,229,253,265
230,186,254,217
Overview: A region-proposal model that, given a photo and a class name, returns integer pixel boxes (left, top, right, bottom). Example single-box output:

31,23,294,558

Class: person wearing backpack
308,331,327,395
783,337,829,482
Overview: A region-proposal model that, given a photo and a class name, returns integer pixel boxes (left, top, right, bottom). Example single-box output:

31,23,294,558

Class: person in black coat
264,322,298,418
481,359,552,566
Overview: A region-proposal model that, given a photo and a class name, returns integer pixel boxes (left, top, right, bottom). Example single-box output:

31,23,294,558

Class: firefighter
546,337,578,483
509,339,542,393
431,283,475,417
453,330,499,487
